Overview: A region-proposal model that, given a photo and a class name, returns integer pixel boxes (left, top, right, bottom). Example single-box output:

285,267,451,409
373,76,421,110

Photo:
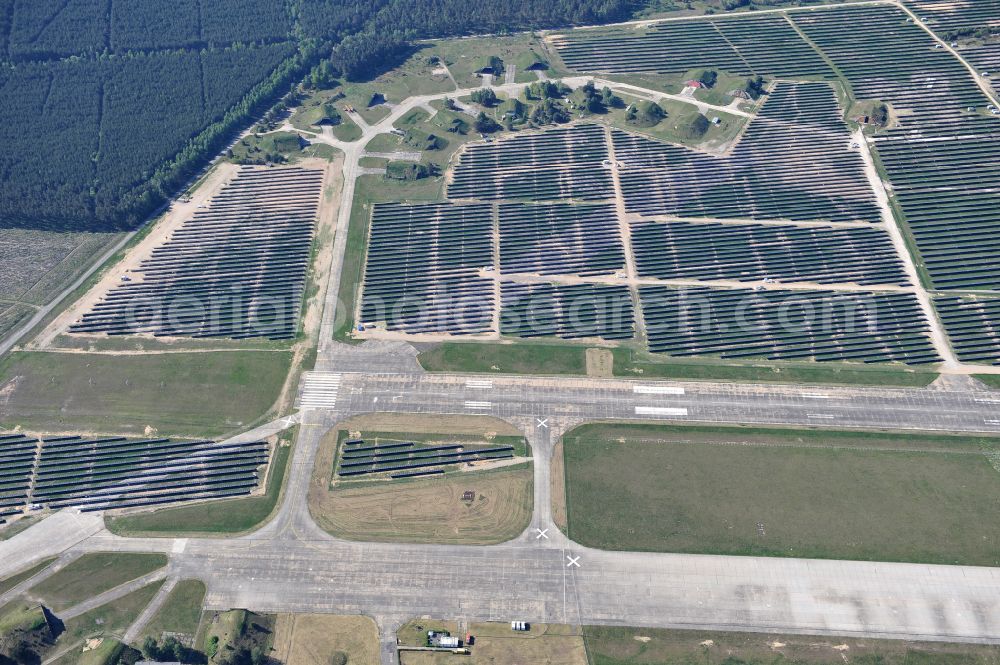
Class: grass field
332,114,364,142
139,579,206,642
598,92,747,151
562,423,1000,565
271,614,380,665
0,349,292,437
417,342,939,386
0,558,56,596
0,515,41,541
975,374,1000,389
309,425,532,544
52,581,164,664
582,625,1000,665
105,435,292,536
425,33,566,88
27,552,167,612
398,620,587,665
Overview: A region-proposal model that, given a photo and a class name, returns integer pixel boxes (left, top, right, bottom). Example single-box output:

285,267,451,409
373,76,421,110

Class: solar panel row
71,167,323,340
0,435,270,518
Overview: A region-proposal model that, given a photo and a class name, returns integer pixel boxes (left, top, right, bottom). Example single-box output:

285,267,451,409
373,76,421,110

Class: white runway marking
465,401,492,410
803,393,832,399
634,385,685,395
465,379,494,389
635,406,688,416
807,413,836,419
985,419,1000,425
974,398,1000,404
299,372,342,409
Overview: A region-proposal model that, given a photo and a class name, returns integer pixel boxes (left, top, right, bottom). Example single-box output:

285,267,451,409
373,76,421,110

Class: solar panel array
793,5,990,133
639,286,939,364
0,434,37,526
902,0,1000,33
448,124,613,201
336,438,515,478
500,282,634,340
0,435,268,518
630,221,908,286
498,203,625,276
791,5,1000,295
71,167,322,340
613,83,881,223
962,44,1000,77
360,202,495,335
934,296,1000,365
553,13,832,79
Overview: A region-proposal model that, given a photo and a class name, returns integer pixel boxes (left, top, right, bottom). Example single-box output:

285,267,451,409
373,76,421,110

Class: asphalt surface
4,366,1000,665
323,370,1000,434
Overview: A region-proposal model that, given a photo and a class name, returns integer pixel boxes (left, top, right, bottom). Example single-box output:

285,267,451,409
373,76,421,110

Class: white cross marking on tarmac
566,556,581,568
536,418,549,429
535,528,549,539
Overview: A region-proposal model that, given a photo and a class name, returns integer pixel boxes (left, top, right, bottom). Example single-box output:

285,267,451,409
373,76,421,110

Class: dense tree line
200,0,292,44
295,0,387,41
109,0,200,51
0,59,105,228
105,41,318,229
7,0,107,60
303,0,640,81
8,0,293,59
329,30,410,81
3,0,647,231
299,0,639,41
0,42,307,231
370,0,639,39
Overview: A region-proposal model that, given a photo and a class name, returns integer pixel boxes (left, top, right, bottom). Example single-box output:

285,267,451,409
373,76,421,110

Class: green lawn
418,341,588,375
331,115,363,142
0,350,292,437
105,438,291,536
28,552,167,612
612,348,938,387
583,625,1000,665
416,341,939,387
563,423,1000,565
975,374,1000,389
0,558,56,595
52,581,164,663
139,579,206,641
